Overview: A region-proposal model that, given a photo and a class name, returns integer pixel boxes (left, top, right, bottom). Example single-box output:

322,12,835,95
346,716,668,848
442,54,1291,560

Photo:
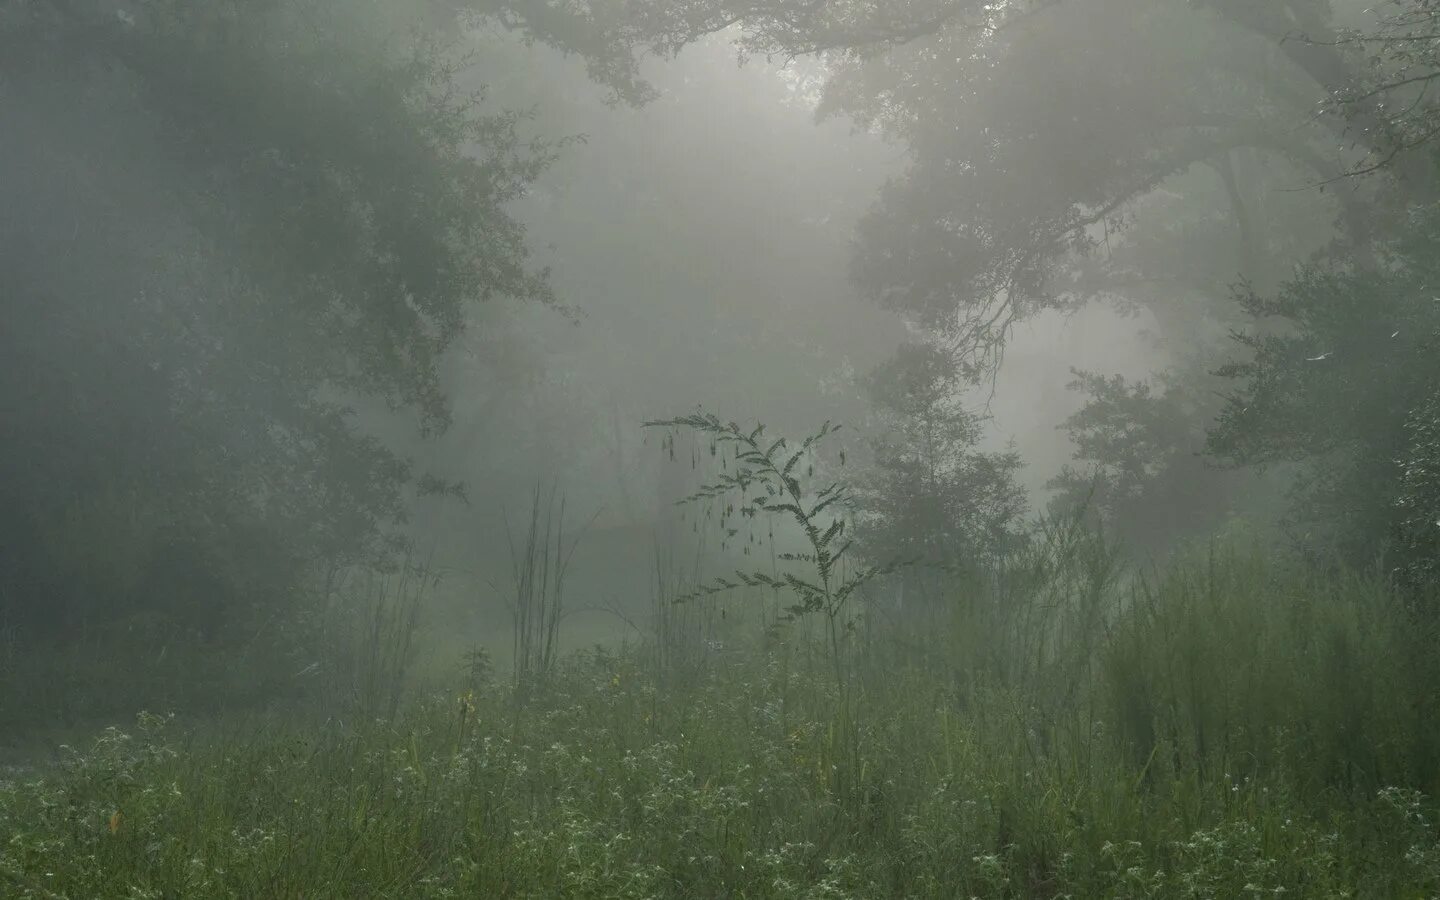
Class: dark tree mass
5,1,1440,896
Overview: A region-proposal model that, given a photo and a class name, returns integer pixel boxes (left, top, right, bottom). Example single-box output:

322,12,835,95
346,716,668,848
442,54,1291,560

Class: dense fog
6,2,1440,895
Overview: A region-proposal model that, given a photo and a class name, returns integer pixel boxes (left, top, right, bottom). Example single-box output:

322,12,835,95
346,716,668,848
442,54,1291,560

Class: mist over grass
10,1,1440,897
6,534,1440,897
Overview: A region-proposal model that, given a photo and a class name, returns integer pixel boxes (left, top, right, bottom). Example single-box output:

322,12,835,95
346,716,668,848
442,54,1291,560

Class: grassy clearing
5,543,1440,897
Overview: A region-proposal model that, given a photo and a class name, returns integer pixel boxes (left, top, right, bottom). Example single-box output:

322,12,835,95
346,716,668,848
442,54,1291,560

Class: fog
6,2,1440,894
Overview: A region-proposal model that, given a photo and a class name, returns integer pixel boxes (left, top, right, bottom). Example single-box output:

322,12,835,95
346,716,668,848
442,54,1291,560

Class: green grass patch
5,546,1440,897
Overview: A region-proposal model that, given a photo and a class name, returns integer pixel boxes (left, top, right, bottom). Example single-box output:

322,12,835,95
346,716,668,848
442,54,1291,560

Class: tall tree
1209,203,1440,574
485,0,1415,348
0,0,570,635
1204,1,1440,575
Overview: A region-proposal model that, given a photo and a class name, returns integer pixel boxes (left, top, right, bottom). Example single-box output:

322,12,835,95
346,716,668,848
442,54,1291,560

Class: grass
5,541,1440,897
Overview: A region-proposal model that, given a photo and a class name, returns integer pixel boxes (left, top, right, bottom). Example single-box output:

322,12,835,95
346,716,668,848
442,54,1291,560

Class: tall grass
647,541,709,684
6,536,1440,896
500,485,589,696
1102,547,1440,797
325,561,434,723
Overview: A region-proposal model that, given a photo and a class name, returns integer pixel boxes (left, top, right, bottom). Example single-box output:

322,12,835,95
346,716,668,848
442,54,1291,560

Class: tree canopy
0,0,573,634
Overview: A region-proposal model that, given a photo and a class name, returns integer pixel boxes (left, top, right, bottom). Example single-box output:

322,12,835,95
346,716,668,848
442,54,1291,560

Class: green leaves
645,409,895,635
0,1,569,637
1209,205,1440,572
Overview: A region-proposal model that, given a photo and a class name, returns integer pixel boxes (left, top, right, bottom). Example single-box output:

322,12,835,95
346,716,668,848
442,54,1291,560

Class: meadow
5,529,1440,898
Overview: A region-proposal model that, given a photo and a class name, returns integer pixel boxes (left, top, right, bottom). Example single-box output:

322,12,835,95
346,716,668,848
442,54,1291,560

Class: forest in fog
5,0,1440,896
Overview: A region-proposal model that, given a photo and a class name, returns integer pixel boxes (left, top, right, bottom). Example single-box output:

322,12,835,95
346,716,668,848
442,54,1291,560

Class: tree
492,0,1417,356
1048,367,1261,556
1396,390,1440,587
0,0,558,636
1208,201,1440,575
416,34,902,528
490,0,1433,562
855,341,1027,575
1322,0,1440,177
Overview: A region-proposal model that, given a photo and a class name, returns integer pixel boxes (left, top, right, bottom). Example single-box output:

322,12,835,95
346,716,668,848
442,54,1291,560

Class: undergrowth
4,544,1440,897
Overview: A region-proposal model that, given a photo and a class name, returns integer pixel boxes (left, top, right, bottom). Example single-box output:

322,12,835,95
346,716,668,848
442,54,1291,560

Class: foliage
532,0,1439,567
561,0,1402,364
1209,200,1440,574
1048,367,1252,555
6,547,1440,897
855,341,1026,570
0,0,555,637
643,413,897,645
0,559,438,735
1326,0,1440,178
1396,390,1440,585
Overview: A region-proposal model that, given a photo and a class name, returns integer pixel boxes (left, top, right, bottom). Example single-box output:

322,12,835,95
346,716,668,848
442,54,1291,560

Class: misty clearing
7,1,1440,897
